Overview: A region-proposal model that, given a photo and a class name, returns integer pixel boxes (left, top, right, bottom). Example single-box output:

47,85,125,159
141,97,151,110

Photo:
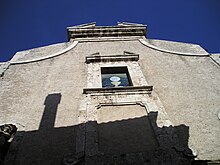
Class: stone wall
0,35,219,164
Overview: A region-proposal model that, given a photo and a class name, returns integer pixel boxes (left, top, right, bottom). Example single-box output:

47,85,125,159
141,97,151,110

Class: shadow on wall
3,93,197,165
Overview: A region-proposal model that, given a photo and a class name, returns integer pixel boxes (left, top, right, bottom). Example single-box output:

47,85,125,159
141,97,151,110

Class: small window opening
101,67,133,87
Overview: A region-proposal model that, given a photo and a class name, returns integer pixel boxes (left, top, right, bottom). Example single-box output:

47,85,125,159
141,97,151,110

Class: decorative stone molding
96,101,144,108
86,58,149,88
85,54,139,63
67,22,146,39
139,38,209,56
83,86,153,94
0,62,10,77
0,124,17,162
9,41,78,65
210,54,220,66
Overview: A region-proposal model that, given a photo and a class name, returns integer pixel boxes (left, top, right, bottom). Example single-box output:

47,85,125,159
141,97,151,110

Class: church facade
0,22,219,164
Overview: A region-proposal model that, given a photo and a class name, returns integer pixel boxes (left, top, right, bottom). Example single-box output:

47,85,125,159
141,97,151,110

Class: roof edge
9,41,78,65
139,38,209,56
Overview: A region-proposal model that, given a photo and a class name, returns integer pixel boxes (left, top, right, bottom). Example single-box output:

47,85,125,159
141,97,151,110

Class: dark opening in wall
101,67,133,87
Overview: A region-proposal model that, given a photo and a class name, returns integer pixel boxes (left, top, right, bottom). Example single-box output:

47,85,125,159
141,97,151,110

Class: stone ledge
85,55,139,63
83,86,153,94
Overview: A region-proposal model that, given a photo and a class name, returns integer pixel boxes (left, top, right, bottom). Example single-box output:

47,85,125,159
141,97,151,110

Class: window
101,67,133,87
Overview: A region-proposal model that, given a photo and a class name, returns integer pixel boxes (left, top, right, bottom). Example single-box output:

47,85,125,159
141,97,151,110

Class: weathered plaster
1,23,219,164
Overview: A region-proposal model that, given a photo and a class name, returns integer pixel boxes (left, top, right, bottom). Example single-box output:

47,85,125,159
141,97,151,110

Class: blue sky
0,0,220,62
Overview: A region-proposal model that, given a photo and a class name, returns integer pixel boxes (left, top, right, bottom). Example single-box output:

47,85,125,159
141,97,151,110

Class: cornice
67,22,147,40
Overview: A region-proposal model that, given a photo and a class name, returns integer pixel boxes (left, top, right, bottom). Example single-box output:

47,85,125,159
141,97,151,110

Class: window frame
101,66,133,88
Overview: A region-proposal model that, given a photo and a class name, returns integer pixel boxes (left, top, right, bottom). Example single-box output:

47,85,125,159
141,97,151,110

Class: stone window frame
84,54,152,94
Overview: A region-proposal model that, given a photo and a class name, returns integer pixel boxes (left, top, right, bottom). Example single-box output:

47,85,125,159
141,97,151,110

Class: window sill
83,86,153,94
